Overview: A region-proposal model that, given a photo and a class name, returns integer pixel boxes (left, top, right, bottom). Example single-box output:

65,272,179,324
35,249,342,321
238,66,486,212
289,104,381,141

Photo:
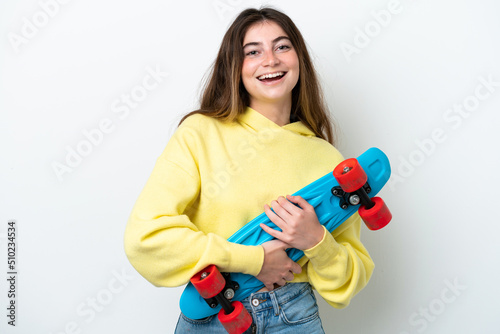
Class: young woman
124,7,375,333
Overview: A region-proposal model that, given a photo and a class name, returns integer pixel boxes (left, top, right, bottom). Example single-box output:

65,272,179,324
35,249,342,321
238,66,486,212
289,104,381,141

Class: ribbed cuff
226,243,264,276
304,226,341,268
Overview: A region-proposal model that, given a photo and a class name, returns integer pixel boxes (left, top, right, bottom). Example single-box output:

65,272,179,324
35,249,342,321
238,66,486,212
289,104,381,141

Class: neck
249,98,292,126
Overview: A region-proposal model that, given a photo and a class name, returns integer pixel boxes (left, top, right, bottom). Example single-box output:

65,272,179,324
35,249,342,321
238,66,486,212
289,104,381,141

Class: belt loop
269,291,280,316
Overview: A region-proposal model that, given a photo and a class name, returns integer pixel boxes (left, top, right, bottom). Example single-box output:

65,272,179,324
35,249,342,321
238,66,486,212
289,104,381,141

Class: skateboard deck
179,147,391,320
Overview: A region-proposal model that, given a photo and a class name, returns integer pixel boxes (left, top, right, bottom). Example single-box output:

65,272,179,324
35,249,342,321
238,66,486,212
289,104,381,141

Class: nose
262,51,280,67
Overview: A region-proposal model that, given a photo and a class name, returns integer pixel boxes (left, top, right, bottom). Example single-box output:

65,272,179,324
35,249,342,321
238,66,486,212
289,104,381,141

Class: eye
276,44,291,51
245,50,259,56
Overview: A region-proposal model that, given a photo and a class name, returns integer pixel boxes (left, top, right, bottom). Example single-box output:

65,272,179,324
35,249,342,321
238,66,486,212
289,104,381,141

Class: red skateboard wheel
333,158,367,193
359,197,391,230
218,301,253,334
190,265,226,299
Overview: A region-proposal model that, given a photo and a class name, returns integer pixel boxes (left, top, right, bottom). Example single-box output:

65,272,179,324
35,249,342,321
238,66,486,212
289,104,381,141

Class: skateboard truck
332,159,392,230
191,265,253,333
331,183,372,210
202,271,239,309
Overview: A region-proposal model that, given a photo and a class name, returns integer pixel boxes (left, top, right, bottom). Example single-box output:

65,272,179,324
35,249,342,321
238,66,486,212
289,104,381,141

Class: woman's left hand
261,195,325,250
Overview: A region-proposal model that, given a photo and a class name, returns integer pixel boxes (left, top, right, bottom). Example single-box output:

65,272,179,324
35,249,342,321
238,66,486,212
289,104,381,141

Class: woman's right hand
255,239,302,291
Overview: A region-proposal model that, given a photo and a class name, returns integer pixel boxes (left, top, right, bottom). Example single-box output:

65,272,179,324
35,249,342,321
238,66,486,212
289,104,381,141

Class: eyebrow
242,36,291,49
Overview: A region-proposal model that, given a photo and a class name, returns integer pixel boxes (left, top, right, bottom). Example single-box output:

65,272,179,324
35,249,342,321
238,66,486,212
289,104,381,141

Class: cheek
288,52,300,73
241,59,255,78
287,54,300,83
241,60,258,88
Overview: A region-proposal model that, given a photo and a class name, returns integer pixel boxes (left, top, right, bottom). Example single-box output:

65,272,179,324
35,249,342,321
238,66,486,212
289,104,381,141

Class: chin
259,89,293,101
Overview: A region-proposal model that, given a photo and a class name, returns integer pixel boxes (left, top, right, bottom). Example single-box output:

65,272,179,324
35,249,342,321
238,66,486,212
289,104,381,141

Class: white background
1,0,499,333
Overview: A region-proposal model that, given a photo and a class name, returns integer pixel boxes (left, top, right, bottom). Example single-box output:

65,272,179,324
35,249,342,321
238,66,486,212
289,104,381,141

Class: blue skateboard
179,147,392,333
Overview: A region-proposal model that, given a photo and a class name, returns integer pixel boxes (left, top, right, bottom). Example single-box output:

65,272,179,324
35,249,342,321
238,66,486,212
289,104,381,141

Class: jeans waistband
240,282,311,316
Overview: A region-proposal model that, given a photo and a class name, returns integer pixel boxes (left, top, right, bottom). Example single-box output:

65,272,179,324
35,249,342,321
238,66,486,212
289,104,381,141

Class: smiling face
241,20,300,109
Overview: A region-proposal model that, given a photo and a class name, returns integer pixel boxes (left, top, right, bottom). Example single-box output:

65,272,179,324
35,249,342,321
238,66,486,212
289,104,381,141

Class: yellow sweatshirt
124,107,375,308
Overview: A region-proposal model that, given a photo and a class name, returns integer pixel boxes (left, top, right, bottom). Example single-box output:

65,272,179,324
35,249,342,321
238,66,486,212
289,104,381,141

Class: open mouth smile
257,71,287,84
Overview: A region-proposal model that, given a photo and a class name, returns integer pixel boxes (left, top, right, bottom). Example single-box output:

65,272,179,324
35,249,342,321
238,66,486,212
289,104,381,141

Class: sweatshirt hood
238,107,316,137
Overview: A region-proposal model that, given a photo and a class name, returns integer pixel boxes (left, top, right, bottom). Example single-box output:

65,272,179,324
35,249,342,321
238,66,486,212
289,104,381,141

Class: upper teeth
258,72,285,80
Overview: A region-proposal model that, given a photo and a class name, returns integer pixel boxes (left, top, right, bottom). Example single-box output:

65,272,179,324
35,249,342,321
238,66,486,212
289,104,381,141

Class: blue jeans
175,282,325,333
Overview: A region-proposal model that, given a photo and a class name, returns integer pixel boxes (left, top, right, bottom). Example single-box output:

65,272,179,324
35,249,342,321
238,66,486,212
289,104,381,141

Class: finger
277,196,303,215
271,199,292,221
290,262,302,275
286,195,311,210
284,271,295,282
268,238,292,251
260,223,284,240
264,204,287,229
